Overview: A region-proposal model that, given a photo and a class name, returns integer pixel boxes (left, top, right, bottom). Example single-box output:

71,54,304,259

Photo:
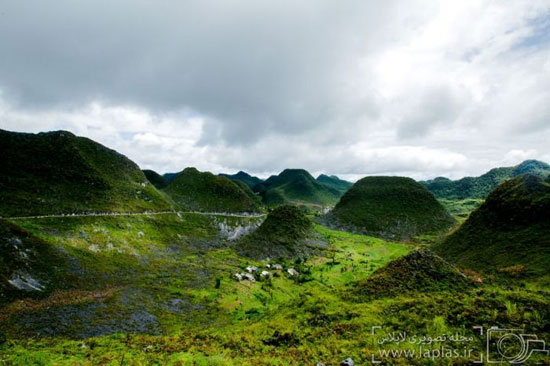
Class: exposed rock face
217,218,262,240
0,219,69,304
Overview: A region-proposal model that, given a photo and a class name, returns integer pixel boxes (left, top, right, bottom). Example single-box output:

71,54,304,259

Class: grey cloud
0,0,392,146
397,85,468,139
1,1,550,180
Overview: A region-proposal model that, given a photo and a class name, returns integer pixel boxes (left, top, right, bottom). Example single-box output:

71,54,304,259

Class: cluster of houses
234,263,299,282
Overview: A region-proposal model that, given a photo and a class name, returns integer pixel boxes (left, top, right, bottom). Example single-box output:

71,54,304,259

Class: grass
0,129,173,217
438,198,483,222
326,176,455,240
1,215,549,365
255,169,342,208
165,168,264,213
435,175,550,276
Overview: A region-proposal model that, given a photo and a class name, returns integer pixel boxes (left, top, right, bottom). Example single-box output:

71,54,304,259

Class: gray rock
341,357,354,366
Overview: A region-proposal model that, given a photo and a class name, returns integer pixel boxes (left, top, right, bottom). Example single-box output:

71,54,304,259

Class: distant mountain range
219,171,264,189
3,128,548,218
422,160,550,199
252,169,346,208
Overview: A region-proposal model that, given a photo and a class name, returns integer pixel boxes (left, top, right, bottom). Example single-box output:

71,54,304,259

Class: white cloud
1,0,549,180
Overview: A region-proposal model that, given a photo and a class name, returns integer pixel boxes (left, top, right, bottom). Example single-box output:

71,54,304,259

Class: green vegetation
2,130,550,365
165,167,263,213
435,174,550,276
142,169,168,189
2,218,549,365
236,205,327,259
356,250,473,298
438,198,483,222
254,169,341,209
231,180,263,207
327,176,455,240
316,174,352,194
0,220,70,305
422,159,550,199
0,130,172,216
219,171,264,189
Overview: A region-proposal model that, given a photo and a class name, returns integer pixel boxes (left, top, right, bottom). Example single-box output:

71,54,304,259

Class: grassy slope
422,159,550,199
255,169,341,208
236,205,327,259
0,130,172,216
328,176,455,240
164,168,263,213
0,220,71,305
316,174,353,195
2,221,549,365
435,174,550,276
356,250,474,298
438,198,484,223
143,169,168,189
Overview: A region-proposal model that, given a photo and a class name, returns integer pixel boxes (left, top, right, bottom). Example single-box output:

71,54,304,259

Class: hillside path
3,211,266,220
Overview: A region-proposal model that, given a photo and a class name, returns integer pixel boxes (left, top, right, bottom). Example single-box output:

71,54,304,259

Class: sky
0,0,549,181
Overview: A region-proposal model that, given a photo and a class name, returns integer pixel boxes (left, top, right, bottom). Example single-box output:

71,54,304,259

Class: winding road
4,211,266,220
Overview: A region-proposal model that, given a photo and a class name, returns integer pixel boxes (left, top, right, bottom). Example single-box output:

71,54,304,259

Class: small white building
287,268,299,276
246,266,259,273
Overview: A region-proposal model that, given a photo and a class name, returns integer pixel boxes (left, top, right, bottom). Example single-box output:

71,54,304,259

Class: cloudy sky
1,0,549,181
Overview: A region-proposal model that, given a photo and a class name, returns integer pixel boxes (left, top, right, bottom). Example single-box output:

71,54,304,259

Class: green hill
219,171,264,189
236,205,327,259
231,180,263,207
253,169,341,208
0,129,172,216
0,219,69,305
326,176,455,240
316,174,352,194
356,250,473,298
434,174,550,276
142,169,168,189
422,160,550,199
162,172,178,183
165,167,263,213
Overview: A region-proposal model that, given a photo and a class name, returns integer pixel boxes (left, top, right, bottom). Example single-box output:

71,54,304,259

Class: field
1,211,549,365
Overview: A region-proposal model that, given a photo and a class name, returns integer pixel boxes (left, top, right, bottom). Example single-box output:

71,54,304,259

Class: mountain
326,176,455,240
219,171,264,189
231,180,263,207
235,205,327,259
164,167,263,213
356,250,473,299
434,174,550,276
422,160,550,200
142,169,168,189
0,129,172,216
163,173,179,183
0,219,69,305
253,169,341,207
316,174,352,194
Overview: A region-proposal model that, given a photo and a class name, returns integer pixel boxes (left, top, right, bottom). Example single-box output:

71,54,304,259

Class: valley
1,129,549,365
